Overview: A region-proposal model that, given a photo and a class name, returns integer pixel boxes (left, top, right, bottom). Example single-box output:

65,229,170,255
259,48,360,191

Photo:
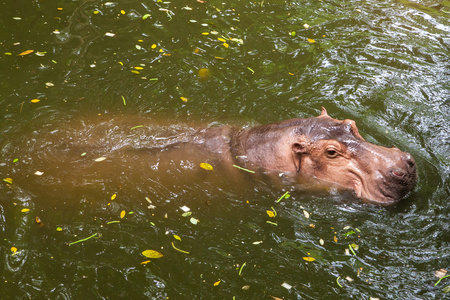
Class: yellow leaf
111,193,117,200
223,42,229,48
30,99,40,103
303,256,316,262
217,37,226,42
151,44,157,49
214,280,221,286
11,247,17,254
94,10,100,15
3,178,13,184
173,235,181,241
334,235,338,243
131,70,140,74
180,96,188,102
266,210,275,218
202,32,210,35
142,249,164,258
200,163,213,170
120,210,126,218
121,10,125,15
21,208,30,212
134,66,143,70
19,50,34,56
140,260,151,265
307,38,315,43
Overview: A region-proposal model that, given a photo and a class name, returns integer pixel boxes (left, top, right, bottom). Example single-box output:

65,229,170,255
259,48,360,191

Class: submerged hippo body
195,107,416,205
2,108,416,206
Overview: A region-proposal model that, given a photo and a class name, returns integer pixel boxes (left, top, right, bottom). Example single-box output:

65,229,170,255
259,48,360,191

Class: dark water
0,0,449,299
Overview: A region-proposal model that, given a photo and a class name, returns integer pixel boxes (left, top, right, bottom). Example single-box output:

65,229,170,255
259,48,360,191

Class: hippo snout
390,153,416,179
384,151,417,201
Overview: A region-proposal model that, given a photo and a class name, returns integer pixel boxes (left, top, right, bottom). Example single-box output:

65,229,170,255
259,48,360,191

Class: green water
0,0,449,299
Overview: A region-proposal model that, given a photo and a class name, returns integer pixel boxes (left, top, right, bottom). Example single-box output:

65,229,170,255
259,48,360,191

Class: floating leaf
13,158,18,163
142,250,163,258
266,210,275,218
140,260,151,265
281,282,292,290
290,31,296,36
232,164,255,173
111,193,117,200
142,14,151,20
303,23,310,29
11,247,17,254
200,162,213,170
182,212,192,217
303,256,316,262
120,210,126,219
34,171,44,176
217,37,226,42
105,32,115,37
180,96,188,102
319,238,324,245
151,44,157,49
307,38,316,43
19,50,34,56
213,280,221,286
173,235,181,241
180,205,190,212
252,241,263,245
30,99,40,103
120,10,125,14
68,233,100,246
190,217,198,225
238,262,246,276
95,157,106,162
223,42,229,48
303,210,310,219
3,178,13,184
172,241,190,254
276,191,290,203
56,227,63,231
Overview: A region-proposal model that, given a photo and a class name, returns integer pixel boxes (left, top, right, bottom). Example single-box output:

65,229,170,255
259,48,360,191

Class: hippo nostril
391,170,405,177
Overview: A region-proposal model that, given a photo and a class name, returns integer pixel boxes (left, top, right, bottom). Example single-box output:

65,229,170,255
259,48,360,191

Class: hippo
1,108,416,206
195,107,416,205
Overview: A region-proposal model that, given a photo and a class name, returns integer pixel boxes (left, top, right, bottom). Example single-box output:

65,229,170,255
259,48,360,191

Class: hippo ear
319,107,329,118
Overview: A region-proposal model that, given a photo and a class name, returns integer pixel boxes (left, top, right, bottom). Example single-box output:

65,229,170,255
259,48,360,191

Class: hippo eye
325,148,339,158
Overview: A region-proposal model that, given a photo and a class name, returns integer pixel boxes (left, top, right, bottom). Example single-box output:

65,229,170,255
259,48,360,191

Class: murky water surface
0,0,449,298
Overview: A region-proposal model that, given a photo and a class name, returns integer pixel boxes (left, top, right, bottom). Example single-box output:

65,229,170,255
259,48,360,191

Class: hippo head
289,108,417,205
234,108,417,205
